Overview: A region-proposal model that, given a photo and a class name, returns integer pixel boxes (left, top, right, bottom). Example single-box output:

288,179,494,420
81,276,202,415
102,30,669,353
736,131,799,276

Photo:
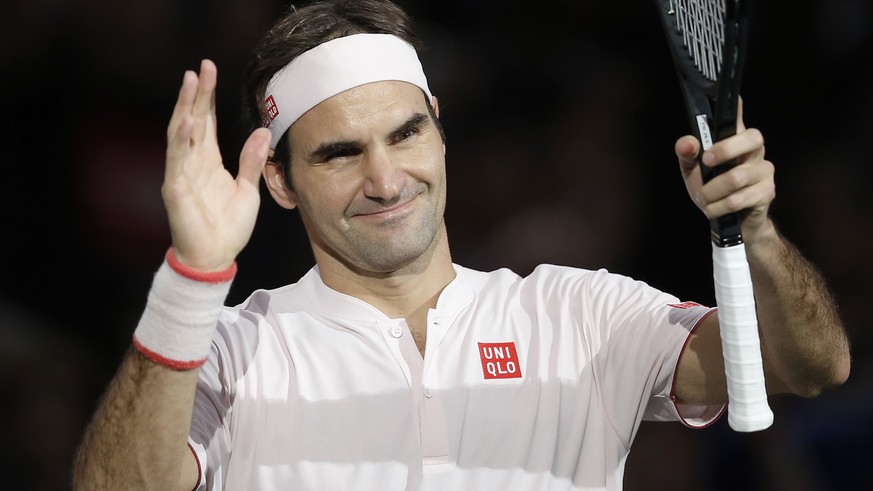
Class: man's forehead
295,80,428,132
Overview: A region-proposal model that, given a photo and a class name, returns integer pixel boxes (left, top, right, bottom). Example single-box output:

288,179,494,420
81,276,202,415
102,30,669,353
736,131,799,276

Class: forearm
745,220,851,396
73,251,233,490
72,348,199,490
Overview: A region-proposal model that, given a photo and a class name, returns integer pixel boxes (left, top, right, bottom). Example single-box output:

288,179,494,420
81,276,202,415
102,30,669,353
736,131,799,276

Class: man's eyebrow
391,113,430,139
307,140,360,162
307,113,432,162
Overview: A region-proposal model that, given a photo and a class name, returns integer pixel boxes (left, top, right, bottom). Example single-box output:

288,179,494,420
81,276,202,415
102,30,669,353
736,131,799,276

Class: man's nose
362,145,404,201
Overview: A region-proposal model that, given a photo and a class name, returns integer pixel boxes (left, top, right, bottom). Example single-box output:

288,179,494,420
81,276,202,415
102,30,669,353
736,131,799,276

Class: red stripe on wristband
133,336,208,370
166,248,237,283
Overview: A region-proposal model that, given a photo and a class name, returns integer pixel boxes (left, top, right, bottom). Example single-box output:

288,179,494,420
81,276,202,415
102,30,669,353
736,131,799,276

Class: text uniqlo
478,342,522,380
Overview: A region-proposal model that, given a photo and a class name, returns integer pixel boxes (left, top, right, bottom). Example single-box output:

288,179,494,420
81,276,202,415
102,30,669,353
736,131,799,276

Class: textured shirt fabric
188,263,724,490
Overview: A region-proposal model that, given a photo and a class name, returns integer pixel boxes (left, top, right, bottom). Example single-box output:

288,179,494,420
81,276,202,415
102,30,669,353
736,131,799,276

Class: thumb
675,134,700,176
237,127,272,188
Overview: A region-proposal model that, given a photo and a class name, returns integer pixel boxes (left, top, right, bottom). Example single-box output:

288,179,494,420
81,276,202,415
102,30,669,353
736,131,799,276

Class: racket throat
709,216,743,247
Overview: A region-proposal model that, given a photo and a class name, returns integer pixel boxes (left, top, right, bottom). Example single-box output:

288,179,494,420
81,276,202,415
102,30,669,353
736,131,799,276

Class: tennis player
72,1,850,490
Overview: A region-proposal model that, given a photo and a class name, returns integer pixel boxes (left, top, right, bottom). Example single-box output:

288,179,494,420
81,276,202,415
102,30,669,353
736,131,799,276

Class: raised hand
675,98,776,244
163,59,272,271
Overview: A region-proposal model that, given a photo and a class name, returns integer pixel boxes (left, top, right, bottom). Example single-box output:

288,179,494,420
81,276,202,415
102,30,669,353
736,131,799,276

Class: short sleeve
645,305,726,427
582,269,725,430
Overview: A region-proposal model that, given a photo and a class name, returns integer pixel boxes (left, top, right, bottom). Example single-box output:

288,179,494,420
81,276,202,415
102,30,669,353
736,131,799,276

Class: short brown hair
242,0,425,170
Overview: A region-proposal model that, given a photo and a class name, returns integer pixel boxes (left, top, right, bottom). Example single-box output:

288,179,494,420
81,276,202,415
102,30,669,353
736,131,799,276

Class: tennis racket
655,0,773,432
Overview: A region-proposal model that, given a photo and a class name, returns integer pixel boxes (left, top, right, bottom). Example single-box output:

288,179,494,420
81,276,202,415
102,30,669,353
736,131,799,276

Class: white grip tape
712,242,774,432
133,259,232,369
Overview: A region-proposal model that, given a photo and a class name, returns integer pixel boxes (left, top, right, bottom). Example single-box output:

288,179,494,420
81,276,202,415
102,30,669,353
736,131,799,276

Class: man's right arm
72,58,271,491
72,348,200,491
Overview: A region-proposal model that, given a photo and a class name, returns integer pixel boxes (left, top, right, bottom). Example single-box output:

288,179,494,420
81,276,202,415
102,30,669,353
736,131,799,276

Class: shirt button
390,326,403,338
424,387,432,398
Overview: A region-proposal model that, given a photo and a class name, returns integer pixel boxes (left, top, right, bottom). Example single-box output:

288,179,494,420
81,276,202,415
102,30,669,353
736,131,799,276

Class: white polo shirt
188,263,724,490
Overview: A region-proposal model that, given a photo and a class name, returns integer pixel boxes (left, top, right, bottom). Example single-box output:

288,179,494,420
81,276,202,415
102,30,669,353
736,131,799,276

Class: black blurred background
1,1,871,489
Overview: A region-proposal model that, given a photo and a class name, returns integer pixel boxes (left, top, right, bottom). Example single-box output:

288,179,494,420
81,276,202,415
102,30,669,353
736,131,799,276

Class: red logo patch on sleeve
478,342,522,380
667,301,703,309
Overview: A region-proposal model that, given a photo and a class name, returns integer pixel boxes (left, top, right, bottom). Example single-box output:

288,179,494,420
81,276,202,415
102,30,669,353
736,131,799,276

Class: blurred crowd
1,1,871,490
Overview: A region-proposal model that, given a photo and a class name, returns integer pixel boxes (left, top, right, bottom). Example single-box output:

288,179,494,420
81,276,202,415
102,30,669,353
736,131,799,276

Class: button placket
378,320,413,387
418,310,452,467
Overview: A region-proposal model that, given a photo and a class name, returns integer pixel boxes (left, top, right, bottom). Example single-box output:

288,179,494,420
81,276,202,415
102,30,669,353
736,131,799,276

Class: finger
736,96,746,132
166,71,200,180
698,158,774,206
700,179,774,219
701,127,764,169
191,59,218,143
192,59,217,116
165,114,195,182
237,128,272,190
167,70,198,145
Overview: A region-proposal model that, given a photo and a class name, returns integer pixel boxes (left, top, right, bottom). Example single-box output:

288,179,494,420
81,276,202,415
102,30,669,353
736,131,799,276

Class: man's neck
313,227,456,321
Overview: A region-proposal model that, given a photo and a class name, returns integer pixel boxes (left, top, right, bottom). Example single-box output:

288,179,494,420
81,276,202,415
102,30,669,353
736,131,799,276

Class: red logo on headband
262,95,279,128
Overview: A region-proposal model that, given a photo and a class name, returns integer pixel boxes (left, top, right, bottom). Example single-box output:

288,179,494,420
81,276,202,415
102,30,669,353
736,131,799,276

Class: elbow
791,353,852,398
829,352,852,388
819,344,852,393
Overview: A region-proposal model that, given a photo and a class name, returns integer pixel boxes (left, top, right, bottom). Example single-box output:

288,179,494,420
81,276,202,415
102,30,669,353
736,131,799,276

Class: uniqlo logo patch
478,342,522,380
667,301,702,309
262,95,279,127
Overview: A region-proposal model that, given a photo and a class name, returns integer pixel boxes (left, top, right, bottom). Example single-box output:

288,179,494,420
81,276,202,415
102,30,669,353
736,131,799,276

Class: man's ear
263,159,297,210
431,95,440,118
431,95,445,154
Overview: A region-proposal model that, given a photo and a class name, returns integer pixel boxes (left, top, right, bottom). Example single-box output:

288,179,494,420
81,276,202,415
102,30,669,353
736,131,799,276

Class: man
72,1,850,490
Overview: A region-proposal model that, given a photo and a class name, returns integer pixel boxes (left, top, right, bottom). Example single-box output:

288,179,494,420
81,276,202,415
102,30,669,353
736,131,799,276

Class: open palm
163,59,271,272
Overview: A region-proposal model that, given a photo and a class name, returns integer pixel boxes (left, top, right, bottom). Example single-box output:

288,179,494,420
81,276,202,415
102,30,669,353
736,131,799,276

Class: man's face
285,81,447,274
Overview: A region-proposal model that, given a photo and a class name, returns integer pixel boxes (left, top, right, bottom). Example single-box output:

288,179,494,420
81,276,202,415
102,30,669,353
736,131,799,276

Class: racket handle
712,242,774,432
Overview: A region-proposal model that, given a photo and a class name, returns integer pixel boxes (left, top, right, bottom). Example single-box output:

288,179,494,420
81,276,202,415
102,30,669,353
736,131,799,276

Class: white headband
262,33,433,149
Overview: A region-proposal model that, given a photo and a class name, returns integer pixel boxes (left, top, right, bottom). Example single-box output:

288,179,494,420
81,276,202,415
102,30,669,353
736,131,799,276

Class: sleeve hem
670,307,727,429
187,439,207,490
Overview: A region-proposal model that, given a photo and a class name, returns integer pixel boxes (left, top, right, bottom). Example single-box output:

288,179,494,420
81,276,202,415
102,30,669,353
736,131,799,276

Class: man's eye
325,149,360,161
394,127,419,143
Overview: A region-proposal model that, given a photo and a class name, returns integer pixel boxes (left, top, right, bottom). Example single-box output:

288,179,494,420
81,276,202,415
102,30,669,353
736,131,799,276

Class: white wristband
133,249,236,370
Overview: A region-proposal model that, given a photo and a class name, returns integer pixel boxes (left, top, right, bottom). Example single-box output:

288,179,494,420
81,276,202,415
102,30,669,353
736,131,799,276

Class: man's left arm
743,219,850,396
673,100,851,404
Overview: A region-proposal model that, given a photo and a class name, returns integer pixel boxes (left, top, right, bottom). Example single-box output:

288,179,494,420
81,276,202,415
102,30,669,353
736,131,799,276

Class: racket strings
667,0,726,81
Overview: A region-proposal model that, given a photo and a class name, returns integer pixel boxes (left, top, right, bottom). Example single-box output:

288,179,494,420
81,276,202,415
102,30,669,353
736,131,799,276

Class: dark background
2,1,871,489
